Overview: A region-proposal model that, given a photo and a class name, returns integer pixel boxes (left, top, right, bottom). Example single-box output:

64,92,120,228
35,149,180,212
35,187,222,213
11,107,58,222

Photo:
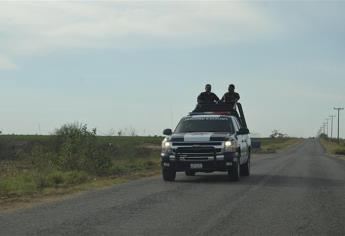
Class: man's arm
236,93,240,101
213,93,220,102
221,93,226,102
197,93,204,104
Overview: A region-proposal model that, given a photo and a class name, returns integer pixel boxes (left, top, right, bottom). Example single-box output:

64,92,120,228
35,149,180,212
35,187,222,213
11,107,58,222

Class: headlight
224,140,237,152
162,138,172,153
224,140,232,148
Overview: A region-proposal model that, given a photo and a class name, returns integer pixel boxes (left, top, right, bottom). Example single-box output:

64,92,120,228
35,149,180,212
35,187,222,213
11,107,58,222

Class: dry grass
253,138,302,154
0,169,160,212
320,138,345,156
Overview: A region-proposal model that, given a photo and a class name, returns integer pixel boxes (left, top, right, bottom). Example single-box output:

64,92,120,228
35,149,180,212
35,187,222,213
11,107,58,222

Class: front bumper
160,152,237,172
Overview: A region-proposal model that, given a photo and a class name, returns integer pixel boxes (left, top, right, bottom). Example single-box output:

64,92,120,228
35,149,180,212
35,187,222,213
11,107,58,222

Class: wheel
228,158,240,181
185,170,195,176
162,168,176,181
240,150,251,176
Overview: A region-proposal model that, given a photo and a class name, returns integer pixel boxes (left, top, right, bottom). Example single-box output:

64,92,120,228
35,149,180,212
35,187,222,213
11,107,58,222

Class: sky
0,1,345,138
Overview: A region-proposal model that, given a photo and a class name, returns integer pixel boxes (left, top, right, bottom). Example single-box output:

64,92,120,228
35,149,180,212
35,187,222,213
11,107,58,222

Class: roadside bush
29,145,57,172
145,160,157,167
0,129,163,198
40,170,89,188
110,159,159,176
111,165,130,176
54,123,113,176
63,170,89,185
0,170,90,196
334,148,345,155
0,173,37,196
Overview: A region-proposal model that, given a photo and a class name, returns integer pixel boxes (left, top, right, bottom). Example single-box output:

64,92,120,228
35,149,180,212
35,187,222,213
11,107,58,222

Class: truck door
232,117,248,164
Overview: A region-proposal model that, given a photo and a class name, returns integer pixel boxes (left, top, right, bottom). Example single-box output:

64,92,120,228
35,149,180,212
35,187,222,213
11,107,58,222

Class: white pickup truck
161,103,251,181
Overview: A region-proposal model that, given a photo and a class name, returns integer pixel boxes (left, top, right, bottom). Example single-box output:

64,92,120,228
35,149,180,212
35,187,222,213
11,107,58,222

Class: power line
333,107,344,143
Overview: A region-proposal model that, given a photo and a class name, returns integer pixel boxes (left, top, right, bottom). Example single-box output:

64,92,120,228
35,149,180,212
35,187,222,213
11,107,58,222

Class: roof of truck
190,102,248,128
188,111,233,116
186,113,236,121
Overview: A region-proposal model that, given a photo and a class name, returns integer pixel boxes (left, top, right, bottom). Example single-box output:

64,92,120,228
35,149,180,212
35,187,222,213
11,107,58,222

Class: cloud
0,1,277,56
0,55,17,70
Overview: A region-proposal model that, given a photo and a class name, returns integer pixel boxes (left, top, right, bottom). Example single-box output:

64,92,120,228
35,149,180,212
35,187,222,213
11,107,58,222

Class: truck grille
175,147,221,156
172,142,223,160
172,142,222,146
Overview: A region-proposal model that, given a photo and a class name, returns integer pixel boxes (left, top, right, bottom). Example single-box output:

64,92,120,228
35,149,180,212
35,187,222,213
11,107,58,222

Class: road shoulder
0,170,160,213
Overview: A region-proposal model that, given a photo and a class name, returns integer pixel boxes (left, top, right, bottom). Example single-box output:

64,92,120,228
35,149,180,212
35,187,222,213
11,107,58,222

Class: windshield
174,117,234,133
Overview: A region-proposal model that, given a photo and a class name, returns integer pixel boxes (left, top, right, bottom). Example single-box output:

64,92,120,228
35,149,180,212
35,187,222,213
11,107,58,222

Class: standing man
197,84,220,104
221,84,240,103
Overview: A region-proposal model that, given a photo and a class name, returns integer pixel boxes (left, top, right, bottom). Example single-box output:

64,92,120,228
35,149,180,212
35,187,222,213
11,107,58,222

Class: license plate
190,163,203,169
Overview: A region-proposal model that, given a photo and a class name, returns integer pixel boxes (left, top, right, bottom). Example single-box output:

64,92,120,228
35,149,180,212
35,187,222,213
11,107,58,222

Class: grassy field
319,138,345,156
253,137,302,154
0,125,162,202
0,126,302,205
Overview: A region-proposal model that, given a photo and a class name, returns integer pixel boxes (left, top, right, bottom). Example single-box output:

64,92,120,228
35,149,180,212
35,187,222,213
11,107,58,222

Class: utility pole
329,115,336,140
334,107,344,143
322,123,326,135
325,118,329,137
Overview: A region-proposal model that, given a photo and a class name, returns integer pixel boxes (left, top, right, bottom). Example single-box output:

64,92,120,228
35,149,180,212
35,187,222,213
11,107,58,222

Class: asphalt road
0,139,344,236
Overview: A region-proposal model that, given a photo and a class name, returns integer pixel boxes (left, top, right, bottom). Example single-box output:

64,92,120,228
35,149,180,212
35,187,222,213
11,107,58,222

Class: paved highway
0,139,344,235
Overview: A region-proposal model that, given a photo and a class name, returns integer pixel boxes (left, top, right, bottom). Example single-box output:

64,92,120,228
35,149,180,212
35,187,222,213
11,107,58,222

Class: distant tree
270,130,287,138
129,127,137,136
117,127,137,136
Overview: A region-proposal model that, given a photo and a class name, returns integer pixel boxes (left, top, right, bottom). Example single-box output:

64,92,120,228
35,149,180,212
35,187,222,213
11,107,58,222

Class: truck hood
171,132,232,142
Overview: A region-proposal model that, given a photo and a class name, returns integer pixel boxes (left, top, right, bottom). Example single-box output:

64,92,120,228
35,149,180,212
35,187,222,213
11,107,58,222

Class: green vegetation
0,126,302,202
0,123,161,199
320,138,345,156
253,138,302,154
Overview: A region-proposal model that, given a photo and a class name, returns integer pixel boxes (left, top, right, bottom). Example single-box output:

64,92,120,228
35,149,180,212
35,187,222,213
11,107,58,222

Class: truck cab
161,103,251,181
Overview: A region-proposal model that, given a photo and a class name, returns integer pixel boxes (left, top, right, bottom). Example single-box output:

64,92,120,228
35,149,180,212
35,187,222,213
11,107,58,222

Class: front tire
240,150,251,177
162,168,176,181
228,158,240,181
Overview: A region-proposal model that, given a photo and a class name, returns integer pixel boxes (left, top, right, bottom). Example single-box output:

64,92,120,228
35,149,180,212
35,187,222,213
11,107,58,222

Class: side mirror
237,128,249,135
163,128,172,136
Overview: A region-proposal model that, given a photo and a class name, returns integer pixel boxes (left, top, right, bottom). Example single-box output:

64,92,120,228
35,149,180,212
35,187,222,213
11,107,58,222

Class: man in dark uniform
197,84,220,104
221,84,240,103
